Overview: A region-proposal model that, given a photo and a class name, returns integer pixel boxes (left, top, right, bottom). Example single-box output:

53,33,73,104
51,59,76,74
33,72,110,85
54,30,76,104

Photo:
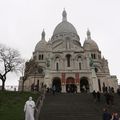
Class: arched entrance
80,77,89,93
66,77,77,93
52,77,61,92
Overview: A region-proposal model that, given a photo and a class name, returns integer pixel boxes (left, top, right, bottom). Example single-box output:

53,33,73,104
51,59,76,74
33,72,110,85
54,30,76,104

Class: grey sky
0,0,120,86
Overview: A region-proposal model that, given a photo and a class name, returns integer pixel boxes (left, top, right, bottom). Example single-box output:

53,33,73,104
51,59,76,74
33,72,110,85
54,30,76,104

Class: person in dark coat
102,108,112,120
96,91,101,102
92,90,97,102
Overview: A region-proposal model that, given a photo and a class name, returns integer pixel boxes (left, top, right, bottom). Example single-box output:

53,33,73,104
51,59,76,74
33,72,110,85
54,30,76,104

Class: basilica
19,10,118,93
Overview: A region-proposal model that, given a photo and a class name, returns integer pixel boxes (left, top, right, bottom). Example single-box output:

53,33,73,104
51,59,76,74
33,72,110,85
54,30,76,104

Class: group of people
91,89,120,120
31,83,39,92
92,90,101,102
92,88,115,106
103,108,120,120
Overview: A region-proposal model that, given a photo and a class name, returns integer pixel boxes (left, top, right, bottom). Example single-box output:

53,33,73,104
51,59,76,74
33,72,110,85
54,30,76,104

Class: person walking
102,108,112,120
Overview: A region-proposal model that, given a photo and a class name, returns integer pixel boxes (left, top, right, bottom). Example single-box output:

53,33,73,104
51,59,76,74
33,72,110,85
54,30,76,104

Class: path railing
35,87,46,120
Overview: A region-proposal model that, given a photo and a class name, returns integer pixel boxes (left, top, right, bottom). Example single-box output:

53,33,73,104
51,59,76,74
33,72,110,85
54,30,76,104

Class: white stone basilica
19,10,118,93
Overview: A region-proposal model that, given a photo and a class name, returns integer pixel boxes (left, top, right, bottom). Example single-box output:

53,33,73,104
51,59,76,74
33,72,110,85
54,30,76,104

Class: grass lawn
0,91,40,120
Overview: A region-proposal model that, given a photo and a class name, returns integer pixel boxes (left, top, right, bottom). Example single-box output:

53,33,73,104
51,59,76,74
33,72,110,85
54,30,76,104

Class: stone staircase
39,93,120,120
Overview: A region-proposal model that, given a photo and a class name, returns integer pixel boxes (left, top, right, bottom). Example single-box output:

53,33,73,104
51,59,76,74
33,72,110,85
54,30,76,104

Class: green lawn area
0,91,40,120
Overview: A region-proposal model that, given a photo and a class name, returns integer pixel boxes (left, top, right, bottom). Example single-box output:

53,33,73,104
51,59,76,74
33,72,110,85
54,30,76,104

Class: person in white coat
24,96,36,120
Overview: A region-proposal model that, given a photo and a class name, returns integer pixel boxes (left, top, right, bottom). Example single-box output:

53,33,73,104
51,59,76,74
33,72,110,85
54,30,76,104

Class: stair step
39,93,120,120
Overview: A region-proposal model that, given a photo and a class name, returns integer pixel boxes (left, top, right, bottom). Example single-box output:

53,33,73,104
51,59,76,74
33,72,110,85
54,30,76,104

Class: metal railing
35,87,46,120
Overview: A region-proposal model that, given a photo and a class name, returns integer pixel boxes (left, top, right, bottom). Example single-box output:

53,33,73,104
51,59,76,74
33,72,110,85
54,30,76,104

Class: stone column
75,73,80,93
77,84,80,93
44,69,52,88
91,67,99,92
61,73,66,93
61,84,66,93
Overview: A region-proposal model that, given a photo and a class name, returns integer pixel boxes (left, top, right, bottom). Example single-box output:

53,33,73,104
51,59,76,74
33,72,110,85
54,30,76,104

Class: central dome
53,21,77,35
53,9,77,36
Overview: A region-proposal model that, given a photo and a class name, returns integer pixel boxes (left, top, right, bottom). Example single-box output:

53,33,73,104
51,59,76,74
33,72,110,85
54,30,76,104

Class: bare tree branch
0,44,24,90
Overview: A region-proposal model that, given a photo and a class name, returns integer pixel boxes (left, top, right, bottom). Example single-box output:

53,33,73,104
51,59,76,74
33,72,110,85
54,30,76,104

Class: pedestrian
102,108,112,120
24,96,36,120
92,90,96,102
111,112,120,120
96,91,101,102
52,85,56,95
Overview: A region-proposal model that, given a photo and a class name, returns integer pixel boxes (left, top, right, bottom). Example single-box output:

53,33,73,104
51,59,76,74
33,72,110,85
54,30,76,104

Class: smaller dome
35,40,48,52
35,30,48,52
83,39,99,51
83,29,99,50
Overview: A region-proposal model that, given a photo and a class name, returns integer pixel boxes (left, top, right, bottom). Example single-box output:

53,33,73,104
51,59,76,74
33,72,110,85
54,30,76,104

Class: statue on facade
46,58,50,68
89,57,94,67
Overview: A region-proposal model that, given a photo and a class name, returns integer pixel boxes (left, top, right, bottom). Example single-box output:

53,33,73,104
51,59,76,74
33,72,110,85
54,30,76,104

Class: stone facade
19,10,118,93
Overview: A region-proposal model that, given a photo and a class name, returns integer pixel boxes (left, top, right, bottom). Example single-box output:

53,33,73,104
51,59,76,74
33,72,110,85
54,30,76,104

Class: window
39,54,44,60
91,54,94,59
56,63,59,71
66,54,71,67
98,79,101,91
91,53,96,59
95,67,98,73
79,62,81,70
42,54,44,60
94,54,96,59
39,55,42,60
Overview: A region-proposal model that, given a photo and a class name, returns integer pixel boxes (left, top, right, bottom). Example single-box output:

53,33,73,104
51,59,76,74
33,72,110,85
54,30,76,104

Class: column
75,73,80,93
91,67,99,92
61,73,66,93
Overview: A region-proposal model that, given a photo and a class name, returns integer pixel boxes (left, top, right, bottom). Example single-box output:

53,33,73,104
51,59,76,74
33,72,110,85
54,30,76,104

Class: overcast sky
0,0,120,86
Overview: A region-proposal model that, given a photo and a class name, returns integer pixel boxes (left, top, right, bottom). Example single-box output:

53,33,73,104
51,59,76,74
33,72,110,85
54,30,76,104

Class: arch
80,77,89,93
66,77,77,93
74,54,83,61
53,54,62,61
94,64,102,72
52,77,61,92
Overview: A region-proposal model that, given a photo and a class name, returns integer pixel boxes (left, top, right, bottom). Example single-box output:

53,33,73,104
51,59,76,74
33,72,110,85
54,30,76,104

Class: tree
0,44,23,91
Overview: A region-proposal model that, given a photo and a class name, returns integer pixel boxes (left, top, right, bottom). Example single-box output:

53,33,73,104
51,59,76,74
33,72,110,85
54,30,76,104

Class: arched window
91,54,93,59
39,54,44,60
98,79,101,91
56,63,59,71
42,54,44,60
39,55,42,60
66,54,71,67
91,53,96,59
95,67,98,73
94,54,96,59
79,62,81,70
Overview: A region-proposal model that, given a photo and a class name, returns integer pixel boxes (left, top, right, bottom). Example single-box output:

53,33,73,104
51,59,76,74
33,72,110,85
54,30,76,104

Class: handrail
35,87,46,120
